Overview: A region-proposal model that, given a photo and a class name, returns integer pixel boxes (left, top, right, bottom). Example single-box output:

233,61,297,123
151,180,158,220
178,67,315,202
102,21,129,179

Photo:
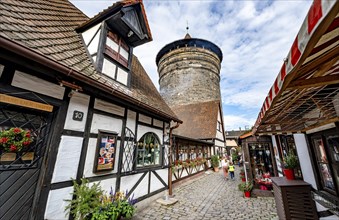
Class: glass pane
327,136,339,192
313,138,335,191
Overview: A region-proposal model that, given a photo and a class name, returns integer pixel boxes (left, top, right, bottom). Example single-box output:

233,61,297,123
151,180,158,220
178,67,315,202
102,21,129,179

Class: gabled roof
172,101,220,140
254,0,339,134
76,0,152,47
226,130,246,138
0,0,180,123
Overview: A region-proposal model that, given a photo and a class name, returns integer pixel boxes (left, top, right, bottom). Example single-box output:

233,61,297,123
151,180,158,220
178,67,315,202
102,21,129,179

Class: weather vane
186,21,189,34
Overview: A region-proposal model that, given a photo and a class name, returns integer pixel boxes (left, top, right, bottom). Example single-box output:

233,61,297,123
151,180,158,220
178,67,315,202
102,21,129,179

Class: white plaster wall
82,23,101,45
137,125,163,142
156,168,168,186
271,135,283,176
293,133,318,189
215,139,225,147
52,136,83,183
12,71,65,100
44,187,73,220
64,92,90,132
89,178,117,195
94,98,125,116
83,138,120,177
126,110,136,133
216,130,224,140
90,113,123,134
139,114,152,125
150,171,165,193
121,173,147,198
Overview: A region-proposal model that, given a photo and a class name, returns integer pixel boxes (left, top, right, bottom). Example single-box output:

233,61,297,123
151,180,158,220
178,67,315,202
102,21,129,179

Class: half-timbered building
0,0,182,219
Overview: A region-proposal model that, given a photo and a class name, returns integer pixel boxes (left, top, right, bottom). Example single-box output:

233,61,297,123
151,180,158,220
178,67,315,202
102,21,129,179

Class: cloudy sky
70,0,313,131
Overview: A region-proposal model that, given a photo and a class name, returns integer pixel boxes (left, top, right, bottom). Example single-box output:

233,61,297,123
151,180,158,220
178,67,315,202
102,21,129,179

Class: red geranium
0,128,33,153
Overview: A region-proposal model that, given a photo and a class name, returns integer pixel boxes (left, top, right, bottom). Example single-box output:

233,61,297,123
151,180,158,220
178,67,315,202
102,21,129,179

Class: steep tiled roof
131,55,177,118
172,101,220,139
0,0,179,122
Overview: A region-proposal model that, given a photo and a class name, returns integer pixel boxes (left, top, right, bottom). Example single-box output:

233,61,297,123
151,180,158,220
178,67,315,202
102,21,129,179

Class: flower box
0,152,16,161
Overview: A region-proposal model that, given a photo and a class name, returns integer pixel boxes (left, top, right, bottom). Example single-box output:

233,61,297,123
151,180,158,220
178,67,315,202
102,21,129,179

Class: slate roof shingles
0,0,179,122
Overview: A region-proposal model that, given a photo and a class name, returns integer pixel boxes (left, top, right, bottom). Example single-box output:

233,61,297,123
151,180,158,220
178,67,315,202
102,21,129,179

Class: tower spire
184,21,191,39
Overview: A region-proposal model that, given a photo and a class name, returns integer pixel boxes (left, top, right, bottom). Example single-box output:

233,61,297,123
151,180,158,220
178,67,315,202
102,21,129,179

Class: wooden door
0,105,53,220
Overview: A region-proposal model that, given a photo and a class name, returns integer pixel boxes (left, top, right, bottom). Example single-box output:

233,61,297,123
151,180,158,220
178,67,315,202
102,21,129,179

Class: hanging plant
0,127,33,153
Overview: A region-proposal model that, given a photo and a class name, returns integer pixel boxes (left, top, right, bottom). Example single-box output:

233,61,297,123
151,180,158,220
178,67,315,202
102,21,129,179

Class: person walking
221,157,229,180
228,162,235,180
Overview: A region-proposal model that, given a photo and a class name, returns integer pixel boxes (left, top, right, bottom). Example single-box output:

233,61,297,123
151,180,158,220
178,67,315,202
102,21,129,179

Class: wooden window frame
106,31,130,68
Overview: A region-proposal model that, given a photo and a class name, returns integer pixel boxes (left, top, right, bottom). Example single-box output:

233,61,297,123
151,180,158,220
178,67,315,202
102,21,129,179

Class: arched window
137,132,161,167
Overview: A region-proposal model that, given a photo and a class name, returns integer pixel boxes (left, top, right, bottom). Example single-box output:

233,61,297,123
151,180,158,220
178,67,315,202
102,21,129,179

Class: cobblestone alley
133,169,278,220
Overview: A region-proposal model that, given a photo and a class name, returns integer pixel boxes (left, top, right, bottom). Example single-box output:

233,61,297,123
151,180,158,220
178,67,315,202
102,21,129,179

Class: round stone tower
156,34,223,107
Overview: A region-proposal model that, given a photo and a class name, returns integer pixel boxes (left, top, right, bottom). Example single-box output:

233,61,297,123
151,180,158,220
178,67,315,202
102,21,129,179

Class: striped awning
254,0,339,134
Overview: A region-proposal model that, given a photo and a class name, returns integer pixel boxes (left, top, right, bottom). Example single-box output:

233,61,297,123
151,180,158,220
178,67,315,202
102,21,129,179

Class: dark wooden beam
287,74,339,90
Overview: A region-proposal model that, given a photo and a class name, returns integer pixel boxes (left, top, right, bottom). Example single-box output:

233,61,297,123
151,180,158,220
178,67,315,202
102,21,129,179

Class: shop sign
0,94,53,112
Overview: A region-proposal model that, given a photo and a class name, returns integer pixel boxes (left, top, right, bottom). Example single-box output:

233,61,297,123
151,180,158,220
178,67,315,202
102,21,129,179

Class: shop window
312,136,337,194
278,135,303,178
137,132,160,167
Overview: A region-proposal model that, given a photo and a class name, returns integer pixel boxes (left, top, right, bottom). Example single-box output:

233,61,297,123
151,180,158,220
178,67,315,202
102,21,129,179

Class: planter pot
283,168,295,180
213,167,219,172
0,152,17,162
241,177,246,182
244,191,251,198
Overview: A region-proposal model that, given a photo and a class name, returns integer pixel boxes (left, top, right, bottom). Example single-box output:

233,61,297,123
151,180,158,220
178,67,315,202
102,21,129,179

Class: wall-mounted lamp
127,30,134,38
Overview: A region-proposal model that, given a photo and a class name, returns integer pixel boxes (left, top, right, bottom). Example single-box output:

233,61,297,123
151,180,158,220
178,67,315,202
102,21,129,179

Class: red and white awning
254,0,339,134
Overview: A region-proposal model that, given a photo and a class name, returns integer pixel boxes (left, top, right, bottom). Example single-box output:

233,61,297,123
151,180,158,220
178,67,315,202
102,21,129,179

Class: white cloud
71,0,312,130
224,114,256,131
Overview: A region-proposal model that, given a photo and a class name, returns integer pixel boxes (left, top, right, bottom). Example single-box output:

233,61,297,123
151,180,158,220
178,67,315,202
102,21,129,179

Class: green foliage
91,202,119,220
210,155,219,168
117,199,135,218
284,151,299,169
231,153,238,162
65,178,103,220
238,182,253,192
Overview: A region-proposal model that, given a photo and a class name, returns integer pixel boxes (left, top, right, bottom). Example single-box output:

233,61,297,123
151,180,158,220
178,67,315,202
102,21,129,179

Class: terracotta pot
244,191,251,198
283,168,295,180
213,167,219,172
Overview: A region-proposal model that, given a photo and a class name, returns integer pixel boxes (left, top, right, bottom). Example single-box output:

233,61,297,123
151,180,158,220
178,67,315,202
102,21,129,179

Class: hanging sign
0,94,53,112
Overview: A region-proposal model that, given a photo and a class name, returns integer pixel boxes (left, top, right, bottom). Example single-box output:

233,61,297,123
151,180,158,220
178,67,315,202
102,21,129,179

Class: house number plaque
73,110,84,121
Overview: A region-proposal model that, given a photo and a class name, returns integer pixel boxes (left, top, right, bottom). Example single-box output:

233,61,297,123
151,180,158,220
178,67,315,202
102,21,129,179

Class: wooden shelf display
271,177,318,220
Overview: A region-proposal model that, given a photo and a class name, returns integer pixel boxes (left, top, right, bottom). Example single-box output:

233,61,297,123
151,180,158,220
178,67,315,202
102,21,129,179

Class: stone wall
157,47,221,106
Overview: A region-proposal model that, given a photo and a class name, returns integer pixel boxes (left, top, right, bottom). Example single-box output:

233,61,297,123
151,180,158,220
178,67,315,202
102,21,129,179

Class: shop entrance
0,104,54,220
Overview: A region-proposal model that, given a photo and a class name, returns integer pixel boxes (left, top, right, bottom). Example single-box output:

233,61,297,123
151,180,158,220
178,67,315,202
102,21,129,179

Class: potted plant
238,182,253,198
211,155,219,172
239,168,246,182
283,151,299,180
0,127,33,162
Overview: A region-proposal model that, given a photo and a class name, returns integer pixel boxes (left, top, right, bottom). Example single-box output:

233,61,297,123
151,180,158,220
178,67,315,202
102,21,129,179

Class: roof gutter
0,36,182,123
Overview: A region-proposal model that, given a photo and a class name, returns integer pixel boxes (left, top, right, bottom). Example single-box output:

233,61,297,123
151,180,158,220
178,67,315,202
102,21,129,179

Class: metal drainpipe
168,121,180,196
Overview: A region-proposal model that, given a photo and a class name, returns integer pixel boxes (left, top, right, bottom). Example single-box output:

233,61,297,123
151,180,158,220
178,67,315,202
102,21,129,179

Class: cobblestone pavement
133,168,278,220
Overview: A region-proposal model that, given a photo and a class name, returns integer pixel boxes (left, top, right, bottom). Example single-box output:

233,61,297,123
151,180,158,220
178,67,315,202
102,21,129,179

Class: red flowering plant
0,127,33,153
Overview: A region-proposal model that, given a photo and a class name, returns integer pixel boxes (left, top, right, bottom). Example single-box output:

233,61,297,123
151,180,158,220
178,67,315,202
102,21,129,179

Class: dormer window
105,31,129,68
76,0,153,88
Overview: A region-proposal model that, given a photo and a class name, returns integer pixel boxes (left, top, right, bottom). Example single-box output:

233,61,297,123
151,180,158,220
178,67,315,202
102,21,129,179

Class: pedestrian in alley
229,162,235,180
221,157,229,180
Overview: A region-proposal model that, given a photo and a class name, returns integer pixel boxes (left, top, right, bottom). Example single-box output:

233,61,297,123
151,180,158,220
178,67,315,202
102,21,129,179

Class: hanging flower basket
0,127,33,153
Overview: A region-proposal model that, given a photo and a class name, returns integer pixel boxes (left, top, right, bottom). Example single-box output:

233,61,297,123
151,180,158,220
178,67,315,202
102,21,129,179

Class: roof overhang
254,0,339,135
76,0,152,47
